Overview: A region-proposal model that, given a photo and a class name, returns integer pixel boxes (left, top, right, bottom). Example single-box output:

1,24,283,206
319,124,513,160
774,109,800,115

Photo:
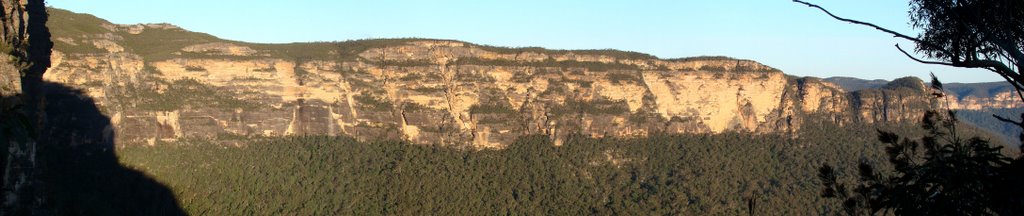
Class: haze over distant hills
827,76,1019,109
826,76,1017,99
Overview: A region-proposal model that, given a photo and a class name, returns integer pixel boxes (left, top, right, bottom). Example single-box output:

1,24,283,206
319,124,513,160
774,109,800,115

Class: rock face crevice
41,9,1020,148
1,0,52,212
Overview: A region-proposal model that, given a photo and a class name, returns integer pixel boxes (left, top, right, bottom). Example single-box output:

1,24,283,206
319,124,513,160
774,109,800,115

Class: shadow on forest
35,82,185,215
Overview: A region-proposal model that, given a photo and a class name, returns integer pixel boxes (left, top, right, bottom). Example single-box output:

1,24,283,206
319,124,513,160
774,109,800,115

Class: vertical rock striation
37,8,1016,149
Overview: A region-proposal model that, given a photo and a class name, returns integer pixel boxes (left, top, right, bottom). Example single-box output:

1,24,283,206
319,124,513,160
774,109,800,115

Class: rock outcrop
826,77,1022,111
1,0,53,213
41,9,1019,148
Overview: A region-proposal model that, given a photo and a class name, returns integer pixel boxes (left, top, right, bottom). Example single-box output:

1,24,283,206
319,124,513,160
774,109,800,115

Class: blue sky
48,0,1002,83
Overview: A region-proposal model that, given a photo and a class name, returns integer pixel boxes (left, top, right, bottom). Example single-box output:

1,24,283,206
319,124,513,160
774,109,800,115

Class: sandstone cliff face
826,77,1023,111
41,9,1010,148
950,91,1020,110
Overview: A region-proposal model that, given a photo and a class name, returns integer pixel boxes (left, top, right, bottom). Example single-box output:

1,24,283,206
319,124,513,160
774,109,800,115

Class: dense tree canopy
109,120,915,215
819,109,1014,215
909,0,1023,81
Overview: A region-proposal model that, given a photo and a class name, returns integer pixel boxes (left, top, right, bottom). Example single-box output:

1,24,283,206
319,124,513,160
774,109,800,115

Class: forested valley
80,120,1002,215
958,108,1024,144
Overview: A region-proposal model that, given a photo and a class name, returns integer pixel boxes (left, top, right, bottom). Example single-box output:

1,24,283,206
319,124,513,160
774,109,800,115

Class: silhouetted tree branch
793,0,1024,104
896,43,1024,102
800,0,1024,214
792,0,952,57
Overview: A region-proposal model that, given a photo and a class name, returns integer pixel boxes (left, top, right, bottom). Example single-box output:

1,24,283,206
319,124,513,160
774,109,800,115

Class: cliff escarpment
42,8,1014,148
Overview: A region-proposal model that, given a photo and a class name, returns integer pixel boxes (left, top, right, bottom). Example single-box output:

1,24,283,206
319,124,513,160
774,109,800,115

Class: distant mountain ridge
826,76,1015,99
826,76,1024,143
823,76,891,91
40,8,1019,148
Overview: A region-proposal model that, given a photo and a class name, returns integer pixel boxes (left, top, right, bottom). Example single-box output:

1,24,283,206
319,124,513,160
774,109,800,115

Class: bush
184,66,206,72
469,103,517,115
353,93,393,111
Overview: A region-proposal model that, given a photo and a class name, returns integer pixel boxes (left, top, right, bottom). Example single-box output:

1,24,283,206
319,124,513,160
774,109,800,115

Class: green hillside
46,8,762,66
824,76,889,91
